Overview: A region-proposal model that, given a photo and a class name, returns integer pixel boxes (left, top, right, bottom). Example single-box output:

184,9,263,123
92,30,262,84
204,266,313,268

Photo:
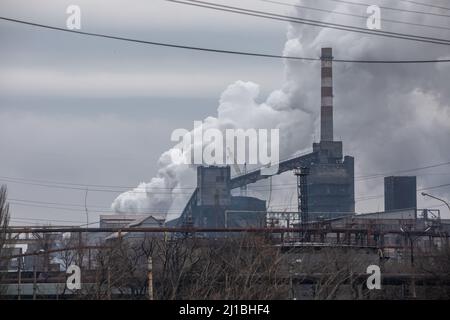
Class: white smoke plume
111,78,316,220
112,0,450,219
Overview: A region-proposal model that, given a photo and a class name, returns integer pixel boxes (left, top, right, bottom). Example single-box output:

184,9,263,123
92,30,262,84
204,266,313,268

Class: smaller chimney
320,47,333,142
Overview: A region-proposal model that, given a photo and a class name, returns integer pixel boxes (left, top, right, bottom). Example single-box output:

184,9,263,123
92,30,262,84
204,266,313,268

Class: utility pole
107,266,111,300
84,188,89,270
148,256,154,300
78,231,83,268
17,257,22,300
401,226,417,298
33,264,37,300
84,187,89,225
408,232,417,299
289,264,293,300
409,234,415,267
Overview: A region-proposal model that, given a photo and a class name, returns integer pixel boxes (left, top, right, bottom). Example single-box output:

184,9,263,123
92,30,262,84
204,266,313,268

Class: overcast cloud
1,0,449,225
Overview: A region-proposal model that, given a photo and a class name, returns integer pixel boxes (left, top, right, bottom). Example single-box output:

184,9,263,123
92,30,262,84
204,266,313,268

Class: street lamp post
421,192,450,214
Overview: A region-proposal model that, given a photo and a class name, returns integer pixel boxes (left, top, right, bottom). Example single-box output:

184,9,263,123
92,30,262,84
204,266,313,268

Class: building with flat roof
384,176,417,211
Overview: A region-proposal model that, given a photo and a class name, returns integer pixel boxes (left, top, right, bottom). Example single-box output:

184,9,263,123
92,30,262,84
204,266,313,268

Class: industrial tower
308,48,355,218
172,47,355,230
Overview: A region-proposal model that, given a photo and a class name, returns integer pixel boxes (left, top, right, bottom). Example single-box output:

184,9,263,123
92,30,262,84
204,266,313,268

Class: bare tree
82,236,157,299
416,244,450,299
293,247,377,300
177,236,288,300
0,185,11,295
83,234,288,300
152,235,288,299
64,233,450,300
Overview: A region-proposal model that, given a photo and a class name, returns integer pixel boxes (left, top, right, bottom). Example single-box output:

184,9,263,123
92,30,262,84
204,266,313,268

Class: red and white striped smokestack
320,47,333,142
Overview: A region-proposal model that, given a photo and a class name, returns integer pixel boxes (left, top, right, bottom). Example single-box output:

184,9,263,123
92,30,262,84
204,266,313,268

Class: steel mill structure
169,47,355,230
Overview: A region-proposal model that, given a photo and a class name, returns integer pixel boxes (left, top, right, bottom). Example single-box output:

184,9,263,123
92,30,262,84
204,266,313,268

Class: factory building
308,142,354,218
384,176,417,211
169,166,266,232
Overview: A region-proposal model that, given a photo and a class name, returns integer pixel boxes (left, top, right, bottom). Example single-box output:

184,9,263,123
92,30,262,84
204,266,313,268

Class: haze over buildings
0,0,449,226
1,0,450,302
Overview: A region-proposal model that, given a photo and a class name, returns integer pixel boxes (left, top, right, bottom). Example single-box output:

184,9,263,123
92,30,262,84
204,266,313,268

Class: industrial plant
1,47,449,300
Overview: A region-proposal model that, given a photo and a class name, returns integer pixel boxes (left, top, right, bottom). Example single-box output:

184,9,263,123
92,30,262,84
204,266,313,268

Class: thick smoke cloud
285,0,450,214
111,79,316,219
112,0,450,219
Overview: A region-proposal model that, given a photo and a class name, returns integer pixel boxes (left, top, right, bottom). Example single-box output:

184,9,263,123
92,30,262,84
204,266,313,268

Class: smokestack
320,47,333,142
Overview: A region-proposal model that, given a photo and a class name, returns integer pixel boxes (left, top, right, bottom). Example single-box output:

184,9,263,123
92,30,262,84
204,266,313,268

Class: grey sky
1,0,449,225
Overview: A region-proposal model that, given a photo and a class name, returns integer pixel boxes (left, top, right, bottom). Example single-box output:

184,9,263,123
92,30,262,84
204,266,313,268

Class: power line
9,198,179,213
252,170,450,190
355,161,450,180
8,198,107,209
420,182,450,192
0,16,315,61
8,200,184,214
315,0,450,17
8,201,100,213
0,150,315,191
233,151,450,180
354,182,450,203
170,0,450,46
10,216,90,225
234,157,450,184
244,160,450,188
1,15,450,63
1,174,304,193
0,175,196,191
6,179,450,213
398,0,450,11
258,0,450,31
2,160,450,193
0,177,193,194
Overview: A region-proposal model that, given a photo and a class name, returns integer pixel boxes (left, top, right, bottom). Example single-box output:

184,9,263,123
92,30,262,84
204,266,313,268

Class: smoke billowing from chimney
112,0,450,219
111,77,317,220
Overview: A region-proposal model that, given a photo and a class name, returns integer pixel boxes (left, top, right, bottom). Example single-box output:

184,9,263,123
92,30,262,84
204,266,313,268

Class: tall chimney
320,47,333,142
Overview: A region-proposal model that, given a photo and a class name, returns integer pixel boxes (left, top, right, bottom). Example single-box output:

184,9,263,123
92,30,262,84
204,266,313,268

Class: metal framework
229,152,318,189
4,226,449,238
294,167,309,225
294,167,309,241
